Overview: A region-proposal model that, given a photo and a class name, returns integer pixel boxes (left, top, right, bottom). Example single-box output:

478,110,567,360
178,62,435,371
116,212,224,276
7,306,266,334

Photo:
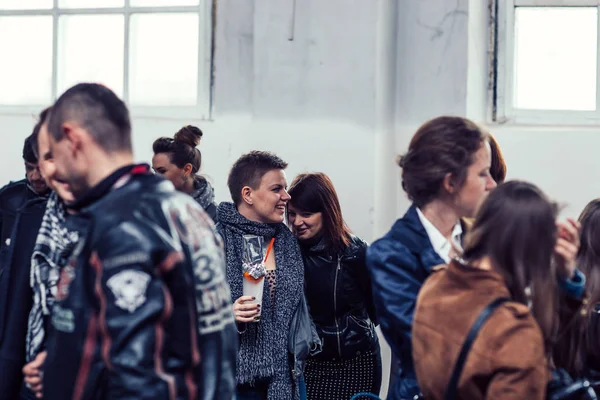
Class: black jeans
19,382,37,400
236,379,269,400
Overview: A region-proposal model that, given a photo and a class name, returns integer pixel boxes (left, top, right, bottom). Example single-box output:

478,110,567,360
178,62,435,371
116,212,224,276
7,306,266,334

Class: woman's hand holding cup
233,295,260,323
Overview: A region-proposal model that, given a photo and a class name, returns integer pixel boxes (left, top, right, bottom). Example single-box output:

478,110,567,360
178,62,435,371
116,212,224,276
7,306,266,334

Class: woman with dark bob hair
287,172,381,400
413,181,581,399
367,116,497,399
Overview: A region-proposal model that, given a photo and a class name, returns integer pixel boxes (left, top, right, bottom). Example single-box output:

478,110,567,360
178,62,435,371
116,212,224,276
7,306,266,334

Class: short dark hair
23,134,38,164
30,107,52,160
398,116,487,208
227,151,288,206
288,172,352,254
47,83,132,153
488,133,507,184
153,125,203,173
463,180,559,349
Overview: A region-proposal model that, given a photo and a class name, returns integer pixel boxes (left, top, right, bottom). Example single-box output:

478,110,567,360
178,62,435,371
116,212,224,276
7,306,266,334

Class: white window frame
0,0,213,120
494,0,600,125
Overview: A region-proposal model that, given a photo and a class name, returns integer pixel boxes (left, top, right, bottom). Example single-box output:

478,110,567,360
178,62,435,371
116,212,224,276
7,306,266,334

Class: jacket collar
300,234,365,260
391,205,446,272
401,204,429,239
416,207,463,264
445,259,511,297
70,164,150,211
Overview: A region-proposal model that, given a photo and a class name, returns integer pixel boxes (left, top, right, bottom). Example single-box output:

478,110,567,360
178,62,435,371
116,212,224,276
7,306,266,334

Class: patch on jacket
107,270,151,312
51,304,75,333
55,263,76,302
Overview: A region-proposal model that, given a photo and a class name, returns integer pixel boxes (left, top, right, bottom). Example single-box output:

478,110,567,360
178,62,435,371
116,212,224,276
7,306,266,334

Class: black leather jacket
301,235,378,360
0,196,46,398
0,179,47,253
43,165,237,400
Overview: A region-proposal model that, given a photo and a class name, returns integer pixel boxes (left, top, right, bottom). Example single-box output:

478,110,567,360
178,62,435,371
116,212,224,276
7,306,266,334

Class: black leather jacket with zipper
301,235,378,361
42,165,237,400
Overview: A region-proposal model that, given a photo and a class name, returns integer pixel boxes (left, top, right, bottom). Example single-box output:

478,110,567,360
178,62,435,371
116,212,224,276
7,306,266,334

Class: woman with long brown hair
288,172,381,400
412,181,580,399
553,199,600,378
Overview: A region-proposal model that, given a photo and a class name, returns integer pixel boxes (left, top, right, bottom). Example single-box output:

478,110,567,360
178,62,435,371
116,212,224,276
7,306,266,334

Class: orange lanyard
263,238,275,263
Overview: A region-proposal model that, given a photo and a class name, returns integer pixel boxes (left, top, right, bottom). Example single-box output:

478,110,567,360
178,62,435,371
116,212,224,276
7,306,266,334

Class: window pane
57,15,124,97
129,13,199,106
130,0,199,6
0,16,52,104
514,7,597,111
0,0,51,10
58,0,124,8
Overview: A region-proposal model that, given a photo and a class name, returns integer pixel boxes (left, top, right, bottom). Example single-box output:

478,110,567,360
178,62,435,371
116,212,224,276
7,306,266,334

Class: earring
524,286,532,308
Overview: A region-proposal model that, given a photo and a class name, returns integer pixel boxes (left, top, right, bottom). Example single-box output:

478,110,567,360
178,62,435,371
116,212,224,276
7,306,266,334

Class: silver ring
25,382,32,390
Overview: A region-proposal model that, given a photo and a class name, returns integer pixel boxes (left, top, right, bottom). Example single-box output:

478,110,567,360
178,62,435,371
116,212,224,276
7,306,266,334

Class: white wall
491,125,600,219
1,0,381,242
1,0,593,397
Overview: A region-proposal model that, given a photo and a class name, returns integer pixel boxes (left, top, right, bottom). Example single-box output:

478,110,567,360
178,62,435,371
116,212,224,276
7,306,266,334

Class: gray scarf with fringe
216,202,304,400
191,177,216,210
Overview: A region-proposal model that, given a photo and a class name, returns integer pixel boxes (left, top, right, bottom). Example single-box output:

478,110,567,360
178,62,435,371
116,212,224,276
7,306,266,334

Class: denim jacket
367,205,444,399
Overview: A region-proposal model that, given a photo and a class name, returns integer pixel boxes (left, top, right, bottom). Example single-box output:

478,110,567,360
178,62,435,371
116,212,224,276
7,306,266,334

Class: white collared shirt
416,208,463,263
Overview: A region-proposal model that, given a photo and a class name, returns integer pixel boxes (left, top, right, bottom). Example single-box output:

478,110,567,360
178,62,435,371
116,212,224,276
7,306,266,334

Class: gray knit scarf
191,177,216,210
216,202,304,400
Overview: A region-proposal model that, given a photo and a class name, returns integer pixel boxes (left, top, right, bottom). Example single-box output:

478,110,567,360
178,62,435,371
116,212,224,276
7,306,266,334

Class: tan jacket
412,260,549,399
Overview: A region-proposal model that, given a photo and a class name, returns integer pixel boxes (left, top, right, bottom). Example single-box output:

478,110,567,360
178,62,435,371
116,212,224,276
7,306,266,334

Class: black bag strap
444,297,510,400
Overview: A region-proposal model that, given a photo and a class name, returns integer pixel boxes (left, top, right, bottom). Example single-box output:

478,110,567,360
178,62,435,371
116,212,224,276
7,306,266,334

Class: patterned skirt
304,349,382,400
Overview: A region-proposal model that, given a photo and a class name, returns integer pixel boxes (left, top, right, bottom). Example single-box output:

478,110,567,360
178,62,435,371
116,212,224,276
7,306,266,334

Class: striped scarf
25,192,79,362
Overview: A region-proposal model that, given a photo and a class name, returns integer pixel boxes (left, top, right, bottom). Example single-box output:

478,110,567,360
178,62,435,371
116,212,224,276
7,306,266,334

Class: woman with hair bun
152,125,217,220
367,116,498,399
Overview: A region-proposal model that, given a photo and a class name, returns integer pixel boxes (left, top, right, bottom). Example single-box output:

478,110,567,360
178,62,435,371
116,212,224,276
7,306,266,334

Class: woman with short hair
216,150,306,400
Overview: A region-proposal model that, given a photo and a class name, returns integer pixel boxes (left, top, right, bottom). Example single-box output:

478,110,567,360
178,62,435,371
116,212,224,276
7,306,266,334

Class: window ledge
490,109,600,127
0,104,212,121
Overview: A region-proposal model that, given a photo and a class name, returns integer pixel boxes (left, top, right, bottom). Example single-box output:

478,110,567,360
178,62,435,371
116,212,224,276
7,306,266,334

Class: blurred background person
152,125,217,220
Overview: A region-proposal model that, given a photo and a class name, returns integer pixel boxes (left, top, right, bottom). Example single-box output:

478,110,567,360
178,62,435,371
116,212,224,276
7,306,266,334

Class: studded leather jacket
302,235,379,361
43,165,237,400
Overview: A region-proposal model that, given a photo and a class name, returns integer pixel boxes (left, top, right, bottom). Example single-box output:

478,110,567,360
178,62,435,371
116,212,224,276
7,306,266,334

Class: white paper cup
243,276,265,322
